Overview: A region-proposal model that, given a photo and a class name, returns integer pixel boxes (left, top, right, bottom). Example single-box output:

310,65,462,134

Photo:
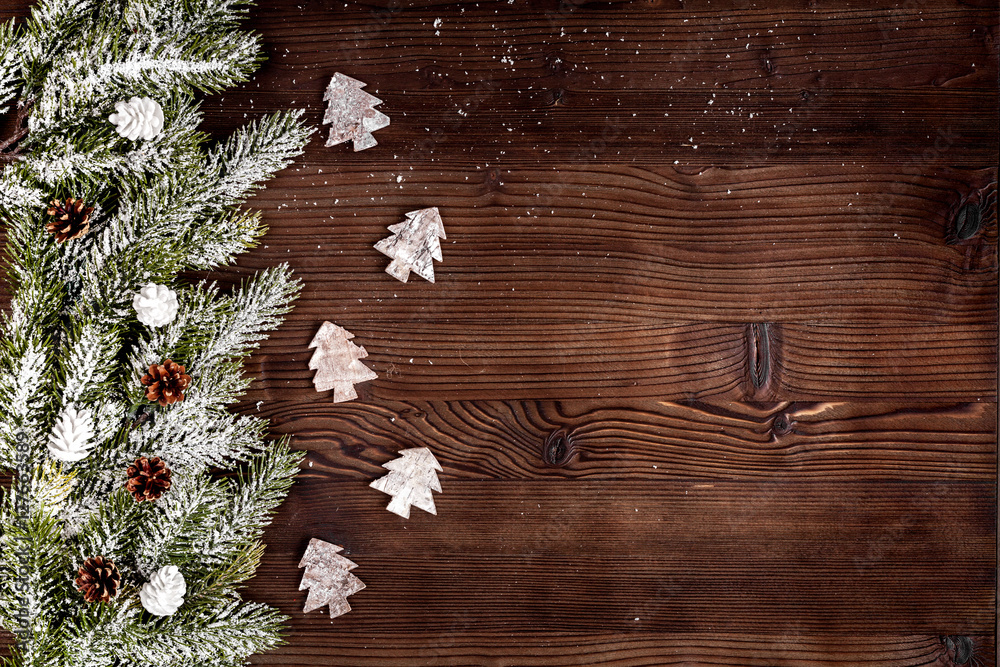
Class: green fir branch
0,19,20,115
0,0,312,663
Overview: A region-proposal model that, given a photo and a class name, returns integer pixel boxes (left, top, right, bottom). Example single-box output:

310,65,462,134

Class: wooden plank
5,165,999,324
243,479,996,634
775,323,1000,399
239,321,996,401
0,0,996,664
244,3,998,93
247,633,996,666
0,0,27,19
229,165,998,324
249,322,748,401
2,629,987,666
192,2,998,165
243,399,999,483
204,88,998,166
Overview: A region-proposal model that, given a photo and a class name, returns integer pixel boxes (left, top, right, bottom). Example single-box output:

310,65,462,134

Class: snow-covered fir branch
114,599,286,664
0,0,312,664
0,20,19,115
195,440,301,564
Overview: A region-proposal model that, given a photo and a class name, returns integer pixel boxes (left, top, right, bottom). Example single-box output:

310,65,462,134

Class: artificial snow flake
374,207,446,283
132,283,179,327
140,565,186,616
322,73,389,151
369,447,443,518
47,405,95,462
308,322,377,402
298,538,365,619
109,96,165,141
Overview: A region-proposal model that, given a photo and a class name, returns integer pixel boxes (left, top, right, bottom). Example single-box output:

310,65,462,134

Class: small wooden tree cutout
369,447,443,518
374,207,446,283
309,321,377,402
298,538,366,619
323,73,389,151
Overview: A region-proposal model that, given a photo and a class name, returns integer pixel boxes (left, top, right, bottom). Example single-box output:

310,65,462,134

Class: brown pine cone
140,359,191,406
45,198,94,243
75,556,121,603
125,456,172,502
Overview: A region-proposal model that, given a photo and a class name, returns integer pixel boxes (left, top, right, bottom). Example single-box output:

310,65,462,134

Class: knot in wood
771,413,793,436
542,428,575,467
940,635,975,665
952,201,982,241
748,323,771,389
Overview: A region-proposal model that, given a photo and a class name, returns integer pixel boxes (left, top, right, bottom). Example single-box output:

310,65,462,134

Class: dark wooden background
2,0,998,664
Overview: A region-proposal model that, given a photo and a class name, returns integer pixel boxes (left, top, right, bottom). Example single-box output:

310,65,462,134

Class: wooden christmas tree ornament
323,73,389,151
374,207,446,283
369,447,443,518
298,538,366,619
309,321,378,402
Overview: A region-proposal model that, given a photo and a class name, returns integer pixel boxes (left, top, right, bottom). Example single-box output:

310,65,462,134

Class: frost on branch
0,0,310,661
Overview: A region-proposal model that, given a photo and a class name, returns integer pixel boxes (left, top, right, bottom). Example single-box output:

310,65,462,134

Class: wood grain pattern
247,633,996,667
0,0,996,664
252,4,998,92
237,321,996,401
776,323,999,398
244,479,996,632
206,90,999,166
197,4,999,166
248,322,750,401
228,165,998,324
249,400,998,482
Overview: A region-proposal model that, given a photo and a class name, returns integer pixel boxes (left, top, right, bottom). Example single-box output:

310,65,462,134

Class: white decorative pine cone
47,406,95,462
109,97,164,141
140,565,186,616
132,283,179,328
